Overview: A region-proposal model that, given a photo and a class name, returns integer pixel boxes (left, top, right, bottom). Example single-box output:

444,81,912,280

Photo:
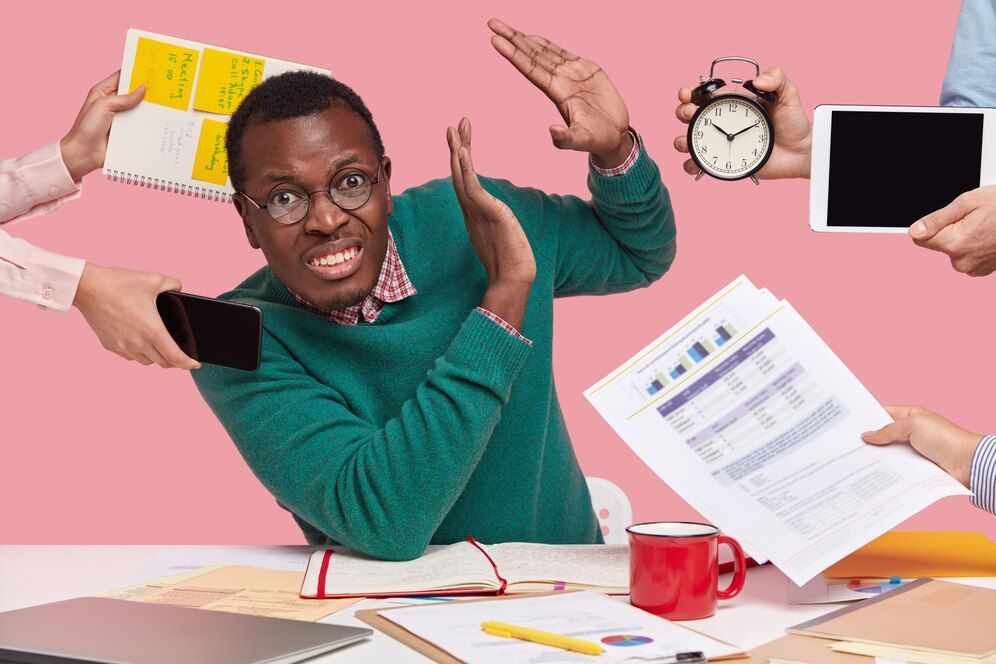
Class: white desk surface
0,545,925,662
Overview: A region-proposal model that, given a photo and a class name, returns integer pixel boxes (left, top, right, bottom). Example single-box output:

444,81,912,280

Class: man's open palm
488,18,629,156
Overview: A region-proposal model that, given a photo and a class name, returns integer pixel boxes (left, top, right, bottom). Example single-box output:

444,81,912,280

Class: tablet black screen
827,111,982,228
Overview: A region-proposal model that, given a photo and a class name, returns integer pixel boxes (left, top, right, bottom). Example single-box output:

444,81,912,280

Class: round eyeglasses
239,162,382,225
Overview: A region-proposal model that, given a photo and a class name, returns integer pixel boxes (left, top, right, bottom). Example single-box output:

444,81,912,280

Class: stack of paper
585,276,970,585
102,565,357,622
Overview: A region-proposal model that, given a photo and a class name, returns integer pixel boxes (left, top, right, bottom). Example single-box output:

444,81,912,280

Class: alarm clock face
688,94,774,180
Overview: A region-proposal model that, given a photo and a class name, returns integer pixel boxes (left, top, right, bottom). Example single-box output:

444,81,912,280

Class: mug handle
716,534,747,600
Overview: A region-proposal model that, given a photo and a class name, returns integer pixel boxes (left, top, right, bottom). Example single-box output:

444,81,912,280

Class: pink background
2,0,993,543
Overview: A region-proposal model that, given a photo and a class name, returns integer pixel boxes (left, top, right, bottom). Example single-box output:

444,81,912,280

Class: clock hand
730,122,760,139
711,123,734,141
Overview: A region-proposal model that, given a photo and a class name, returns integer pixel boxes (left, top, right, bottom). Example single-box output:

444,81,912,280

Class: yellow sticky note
129,37,199,111
192,119,229,185
193,48,266,114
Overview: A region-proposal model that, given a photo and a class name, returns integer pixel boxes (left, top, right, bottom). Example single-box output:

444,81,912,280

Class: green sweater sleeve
488,145,675,297
192,309,531,561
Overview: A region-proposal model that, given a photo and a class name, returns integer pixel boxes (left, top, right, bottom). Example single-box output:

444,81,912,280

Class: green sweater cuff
587,143,661,204
446,308,533,397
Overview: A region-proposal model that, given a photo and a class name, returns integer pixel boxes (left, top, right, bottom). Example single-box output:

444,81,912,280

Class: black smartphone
156,291,262,371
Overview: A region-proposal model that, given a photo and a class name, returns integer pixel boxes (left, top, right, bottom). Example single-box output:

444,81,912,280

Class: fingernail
910,221,927,238
755,74,772,84
861,431,874,439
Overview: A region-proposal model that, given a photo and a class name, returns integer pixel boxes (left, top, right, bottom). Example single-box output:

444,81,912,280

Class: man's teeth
310,247,359,267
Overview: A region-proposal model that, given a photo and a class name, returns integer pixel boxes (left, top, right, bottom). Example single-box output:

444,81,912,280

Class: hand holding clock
674,66,813,180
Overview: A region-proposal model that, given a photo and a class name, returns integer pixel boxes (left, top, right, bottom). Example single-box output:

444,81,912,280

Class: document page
383,590,742,663
586,278,969,585
102,565,357,622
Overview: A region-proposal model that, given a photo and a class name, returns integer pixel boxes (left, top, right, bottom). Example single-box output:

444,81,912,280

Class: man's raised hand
448,117,535,330
488,18,633,169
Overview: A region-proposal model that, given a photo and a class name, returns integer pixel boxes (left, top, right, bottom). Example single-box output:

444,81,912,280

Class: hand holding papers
585,276,969,585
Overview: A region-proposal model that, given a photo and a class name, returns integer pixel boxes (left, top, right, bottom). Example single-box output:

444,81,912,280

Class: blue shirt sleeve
940,0,996,107
969,434,996,515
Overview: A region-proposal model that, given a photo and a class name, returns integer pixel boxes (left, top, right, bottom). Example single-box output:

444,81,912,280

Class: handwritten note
191,118,229,185
129,37,199,111
193,48,266,114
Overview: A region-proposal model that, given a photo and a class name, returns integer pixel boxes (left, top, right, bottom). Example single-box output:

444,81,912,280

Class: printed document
585,276,969,585
382,590,743,663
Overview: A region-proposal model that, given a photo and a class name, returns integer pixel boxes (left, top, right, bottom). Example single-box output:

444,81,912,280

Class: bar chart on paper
624,319,743,405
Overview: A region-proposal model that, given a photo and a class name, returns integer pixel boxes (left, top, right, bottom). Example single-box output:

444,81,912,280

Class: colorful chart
601,634,653,647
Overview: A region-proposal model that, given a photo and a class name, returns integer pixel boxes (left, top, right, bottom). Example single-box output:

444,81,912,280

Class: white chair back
585,477,633,545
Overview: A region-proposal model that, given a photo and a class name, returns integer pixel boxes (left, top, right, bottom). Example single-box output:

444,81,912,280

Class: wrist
72,262,100,313
59,134,95,181
951,434,984,488
481,281,532,331
591,131,634,170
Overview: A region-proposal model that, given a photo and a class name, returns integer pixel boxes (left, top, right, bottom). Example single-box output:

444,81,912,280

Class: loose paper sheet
585,276,969,586
386,591,742,663
103,564,357,622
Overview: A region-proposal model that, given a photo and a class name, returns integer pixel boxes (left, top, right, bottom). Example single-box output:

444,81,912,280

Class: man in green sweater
193,20,676,560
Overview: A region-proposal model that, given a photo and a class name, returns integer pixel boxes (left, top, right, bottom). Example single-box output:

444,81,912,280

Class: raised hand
488,18,633,169
60,71,145,181
447,117,535,330
674,66,812,180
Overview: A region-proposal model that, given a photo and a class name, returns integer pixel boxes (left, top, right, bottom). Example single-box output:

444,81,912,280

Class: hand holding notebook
103,29,329,201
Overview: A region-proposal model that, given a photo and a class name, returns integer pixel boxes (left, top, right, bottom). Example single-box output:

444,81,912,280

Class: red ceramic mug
627,521,746,620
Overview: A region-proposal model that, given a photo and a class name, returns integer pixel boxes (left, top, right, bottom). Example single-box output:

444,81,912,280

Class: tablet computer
810,104,996,233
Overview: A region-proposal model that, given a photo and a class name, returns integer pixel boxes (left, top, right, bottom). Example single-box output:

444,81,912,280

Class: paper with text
586,277,969,585
383,591,743,663
194,48,265,114
103,564,356,622
191,118,229,184
128,36,199,111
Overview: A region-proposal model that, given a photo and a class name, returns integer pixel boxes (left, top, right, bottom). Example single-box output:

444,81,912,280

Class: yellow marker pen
481,621,604,656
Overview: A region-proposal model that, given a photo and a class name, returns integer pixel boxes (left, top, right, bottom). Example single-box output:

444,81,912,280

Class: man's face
234,106,392,310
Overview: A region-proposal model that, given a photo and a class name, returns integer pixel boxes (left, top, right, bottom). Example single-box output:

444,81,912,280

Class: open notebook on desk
300,540,629,599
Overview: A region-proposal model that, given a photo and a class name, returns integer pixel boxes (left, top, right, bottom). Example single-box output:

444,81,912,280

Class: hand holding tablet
809,105,996,233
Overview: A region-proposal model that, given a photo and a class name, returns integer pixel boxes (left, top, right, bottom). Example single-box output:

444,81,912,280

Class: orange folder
825,531,996,579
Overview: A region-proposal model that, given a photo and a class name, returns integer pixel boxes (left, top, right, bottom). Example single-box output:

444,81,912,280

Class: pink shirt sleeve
0,141,86,312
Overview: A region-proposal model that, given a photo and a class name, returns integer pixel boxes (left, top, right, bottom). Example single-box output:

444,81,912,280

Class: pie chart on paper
601,634,654,647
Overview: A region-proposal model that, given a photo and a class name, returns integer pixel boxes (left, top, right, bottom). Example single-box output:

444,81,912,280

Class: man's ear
383,156,394,217
232,194,261,249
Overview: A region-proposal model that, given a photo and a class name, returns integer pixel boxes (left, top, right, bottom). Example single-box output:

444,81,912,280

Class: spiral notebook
103,29,330,202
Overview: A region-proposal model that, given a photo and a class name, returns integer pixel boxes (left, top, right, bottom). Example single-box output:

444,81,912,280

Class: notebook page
104,29,329,201
482,543,629,590
302,542,498,596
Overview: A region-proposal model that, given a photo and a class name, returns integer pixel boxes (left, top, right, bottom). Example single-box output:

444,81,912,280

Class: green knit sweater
193,147,675,560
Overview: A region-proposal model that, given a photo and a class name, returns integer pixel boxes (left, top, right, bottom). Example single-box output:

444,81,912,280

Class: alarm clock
687,57,778,184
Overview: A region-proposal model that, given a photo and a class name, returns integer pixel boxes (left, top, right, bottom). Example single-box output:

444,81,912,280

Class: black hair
225,70,385,191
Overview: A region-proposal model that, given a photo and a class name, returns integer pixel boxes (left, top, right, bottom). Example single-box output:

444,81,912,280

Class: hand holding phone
156,292,262,371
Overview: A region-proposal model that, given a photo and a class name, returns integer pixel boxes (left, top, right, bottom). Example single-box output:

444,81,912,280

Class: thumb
549,123,591,151
104,85,146,112
910,193,971,243
161,275,183,293
752,66,801,108
862,418,915,446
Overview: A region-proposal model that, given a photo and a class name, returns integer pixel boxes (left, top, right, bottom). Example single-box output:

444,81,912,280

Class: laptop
0,597,372,663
